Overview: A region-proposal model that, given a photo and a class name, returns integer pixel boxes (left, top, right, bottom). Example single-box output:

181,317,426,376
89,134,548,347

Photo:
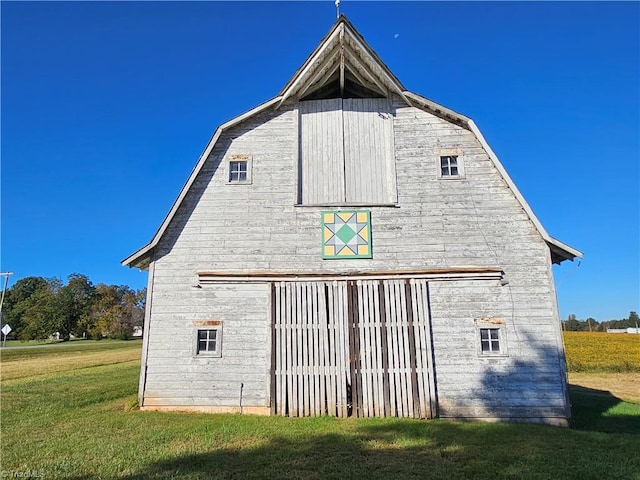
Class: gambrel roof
123,15,582,270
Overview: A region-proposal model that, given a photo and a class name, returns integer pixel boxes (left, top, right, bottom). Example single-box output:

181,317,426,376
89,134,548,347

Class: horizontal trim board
140,405,271,415
198,267,503,284
294,203,399,208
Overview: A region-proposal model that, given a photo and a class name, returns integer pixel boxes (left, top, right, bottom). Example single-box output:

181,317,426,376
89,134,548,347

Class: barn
123,16,582,425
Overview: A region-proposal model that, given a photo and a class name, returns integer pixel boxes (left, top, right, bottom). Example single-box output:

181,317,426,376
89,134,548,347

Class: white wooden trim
137,259,155,406
198,268,503,285
278,24,344,106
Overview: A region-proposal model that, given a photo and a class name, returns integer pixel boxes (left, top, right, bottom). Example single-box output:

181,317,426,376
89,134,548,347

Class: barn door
271,279,435,418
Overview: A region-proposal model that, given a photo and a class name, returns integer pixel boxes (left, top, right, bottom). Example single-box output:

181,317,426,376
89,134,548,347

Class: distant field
1,339,639,479
563,331,640,373
0,339,142,381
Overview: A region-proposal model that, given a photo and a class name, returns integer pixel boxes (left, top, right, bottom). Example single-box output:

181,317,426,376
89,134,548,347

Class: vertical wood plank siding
300,99,344,204
271,279,434,418
141,100,569,422
343,99,396,203
300,98,396,204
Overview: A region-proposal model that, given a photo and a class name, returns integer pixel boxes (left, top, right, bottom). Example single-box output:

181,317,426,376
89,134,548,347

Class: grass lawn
1,341,639,479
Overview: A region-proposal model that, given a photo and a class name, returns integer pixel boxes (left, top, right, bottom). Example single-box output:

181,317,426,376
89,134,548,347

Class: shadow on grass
569,384,640,434
66,417,639,480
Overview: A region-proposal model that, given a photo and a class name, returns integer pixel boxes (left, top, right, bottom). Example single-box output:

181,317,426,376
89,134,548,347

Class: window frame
435,148,464,180
440,155,458,177
193,327,223,357
477,325,508,357
226,155,253,185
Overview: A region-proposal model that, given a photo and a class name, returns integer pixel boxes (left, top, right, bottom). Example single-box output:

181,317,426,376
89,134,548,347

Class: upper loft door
299,99,396,205
343,98,396,204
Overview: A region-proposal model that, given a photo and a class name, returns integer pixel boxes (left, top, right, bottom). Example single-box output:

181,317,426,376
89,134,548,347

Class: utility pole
0,272,14,346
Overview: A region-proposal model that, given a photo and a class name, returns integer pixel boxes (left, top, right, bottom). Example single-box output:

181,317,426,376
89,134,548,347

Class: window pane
197,329,219,353
480,328,501,353
230,161,248,183
450,166,458,176
440,157,448,168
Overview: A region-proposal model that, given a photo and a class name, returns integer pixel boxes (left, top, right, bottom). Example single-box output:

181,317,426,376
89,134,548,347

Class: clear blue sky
2,1,638,321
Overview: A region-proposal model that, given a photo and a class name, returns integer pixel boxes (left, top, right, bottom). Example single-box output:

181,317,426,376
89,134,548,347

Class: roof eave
547,237,583,265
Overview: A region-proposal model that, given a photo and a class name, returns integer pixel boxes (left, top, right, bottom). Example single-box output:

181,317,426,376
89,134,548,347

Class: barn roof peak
277,14,407,105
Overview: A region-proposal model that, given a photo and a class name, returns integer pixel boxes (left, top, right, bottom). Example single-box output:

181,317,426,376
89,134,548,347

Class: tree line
562,311,639,332
1,274,145,341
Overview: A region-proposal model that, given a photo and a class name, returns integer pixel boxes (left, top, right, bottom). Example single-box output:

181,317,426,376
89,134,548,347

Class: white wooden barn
123,16,582,425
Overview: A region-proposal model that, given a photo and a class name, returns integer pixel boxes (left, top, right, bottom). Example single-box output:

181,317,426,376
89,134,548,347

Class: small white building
123,16,582,425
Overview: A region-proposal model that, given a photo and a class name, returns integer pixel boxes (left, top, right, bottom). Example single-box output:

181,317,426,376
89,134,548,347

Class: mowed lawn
1,338,639,480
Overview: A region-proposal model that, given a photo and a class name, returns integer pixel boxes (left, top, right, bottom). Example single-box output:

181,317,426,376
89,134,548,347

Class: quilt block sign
322,211,372,259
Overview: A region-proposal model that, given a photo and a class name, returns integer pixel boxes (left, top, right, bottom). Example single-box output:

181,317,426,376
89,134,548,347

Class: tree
3,276,50,338
629,311,639,327
564,314,581,331
3,274,146,341
18,278,63,340
82,284,145,339
57,274,95,340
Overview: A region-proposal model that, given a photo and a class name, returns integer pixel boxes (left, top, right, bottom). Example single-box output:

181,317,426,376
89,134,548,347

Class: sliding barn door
271,279,435,418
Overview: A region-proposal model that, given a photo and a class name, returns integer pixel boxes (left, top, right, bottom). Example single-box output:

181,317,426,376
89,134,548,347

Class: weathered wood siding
300,99,344,204
343,99,396,203
143,282,270,410
300,98,396,204
428,279,567,422
141,97,568,421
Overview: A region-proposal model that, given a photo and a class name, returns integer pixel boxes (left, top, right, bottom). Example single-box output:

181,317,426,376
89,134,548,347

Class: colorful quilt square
322,210,372,259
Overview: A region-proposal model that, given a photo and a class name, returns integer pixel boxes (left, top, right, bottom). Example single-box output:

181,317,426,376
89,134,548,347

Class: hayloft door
271,279,435,418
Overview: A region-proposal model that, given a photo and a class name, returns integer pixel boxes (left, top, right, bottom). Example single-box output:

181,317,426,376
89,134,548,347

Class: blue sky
2,1,638,321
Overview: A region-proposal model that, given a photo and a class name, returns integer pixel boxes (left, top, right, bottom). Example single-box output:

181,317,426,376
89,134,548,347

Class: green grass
1,342,640,479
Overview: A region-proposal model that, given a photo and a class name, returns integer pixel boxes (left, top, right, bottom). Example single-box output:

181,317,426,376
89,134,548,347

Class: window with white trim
195,328,222,357
227,155,252,184
479,327,501,354
440,155,459,177
229,161,247,182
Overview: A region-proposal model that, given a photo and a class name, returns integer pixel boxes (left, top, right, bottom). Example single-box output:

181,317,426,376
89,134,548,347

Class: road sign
1,324,11,335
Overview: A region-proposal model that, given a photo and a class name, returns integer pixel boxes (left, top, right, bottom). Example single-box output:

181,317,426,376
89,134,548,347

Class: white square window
226,155,252,184
195,327,222,357
480,327,500,353
440,155,460,178
477,325,507,357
